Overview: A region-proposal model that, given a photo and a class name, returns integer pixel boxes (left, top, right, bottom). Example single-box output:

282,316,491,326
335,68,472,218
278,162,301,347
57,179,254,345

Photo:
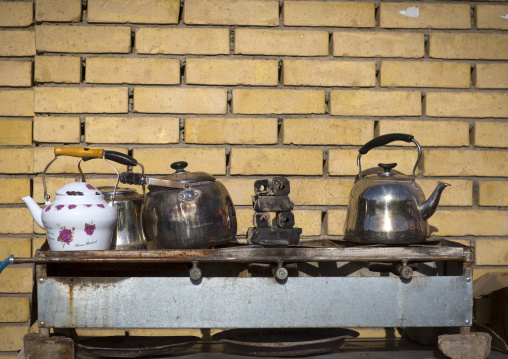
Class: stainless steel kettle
99,186,145,250
344,133,450,244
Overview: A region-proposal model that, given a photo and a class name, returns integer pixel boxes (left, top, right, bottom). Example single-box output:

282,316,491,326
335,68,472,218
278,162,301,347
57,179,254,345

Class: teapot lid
158,161,216,183
55,181,103,196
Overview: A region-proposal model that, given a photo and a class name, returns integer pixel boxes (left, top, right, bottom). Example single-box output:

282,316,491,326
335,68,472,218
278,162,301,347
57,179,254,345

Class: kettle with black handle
344,133,450,244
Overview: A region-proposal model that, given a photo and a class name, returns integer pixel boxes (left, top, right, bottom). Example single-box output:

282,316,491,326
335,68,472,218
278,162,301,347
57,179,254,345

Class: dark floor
76,339,508,359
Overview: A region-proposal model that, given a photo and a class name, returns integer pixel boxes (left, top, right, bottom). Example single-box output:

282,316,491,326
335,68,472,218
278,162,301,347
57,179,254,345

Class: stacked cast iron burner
247,177,302,246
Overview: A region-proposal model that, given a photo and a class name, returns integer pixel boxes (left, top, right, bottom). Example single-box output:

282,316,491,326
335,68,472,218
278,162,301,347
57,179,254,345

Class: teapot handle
42,147,123,204
357,133,422,183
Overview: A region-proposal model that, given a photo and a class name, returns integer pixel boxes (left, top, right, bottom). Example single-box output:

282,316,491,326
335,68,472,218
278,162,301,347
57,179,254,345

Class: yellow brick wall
0,0,507,353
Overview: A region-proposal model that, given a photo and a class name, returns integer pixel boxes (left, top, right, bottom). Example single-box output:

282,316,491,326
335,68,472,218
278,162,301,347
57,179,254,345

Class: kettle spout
21,196,44,229
420,182,451,221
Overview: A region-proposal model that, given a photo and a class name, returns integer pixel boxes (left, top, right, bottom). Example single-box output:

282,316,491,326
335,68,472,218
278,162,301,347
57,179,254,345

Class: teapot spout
420,182,451,221
21,196,44,229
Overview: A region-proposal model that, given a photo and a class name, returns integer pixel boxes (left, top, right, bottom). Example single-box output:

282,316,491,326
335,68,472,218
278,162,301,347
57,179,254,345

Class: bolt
39,278,44,284
466,277,471,282
39,321,45,326
189,267,202,281
401,266,413,279
275,267,288,281
465,319,470,325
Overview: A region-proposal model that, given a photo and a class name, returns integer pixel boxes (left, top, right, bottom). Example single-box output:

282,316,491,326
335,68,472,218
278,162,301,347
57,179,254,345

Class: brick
184,0,278,26
236,209,322,237
475,63,508,89
34,87,128,114
33,147,129,174
429,33,508,60
284,1,374,27
429,210,508,237
185,118,277,145
426,92,508,118
35,0,81,22
230,148,323,175
332,32,424,58
476,239,508,265
328,149,418,176
283,119,373,145
419,179,472,207
86,57,180,85
128,329,202,337
0,30,35,57
75,329,126,337
423,149,508,177
185,59,278,86
232,89,325,115
36,25,131,53
378,120,470,147
134,88,227,114
0,90,34,117
380,61,470,88
88,0,179,24
220,178,256,206
0,267,33,293
476,5,508,30
234,29,328,56
0,325,29,351
132,148,226,175
283,60,376,87
33,116,81,143
0,61,32,87
86,117,180,144
0,297,30,322
294,210,322,237
478,181,508,207
135,28,229,55
326,209,347,236
330,90,421,117
380,3,470,29
0,238,31,258
0,2,33,27
0,178,30,204
0,149,33,174
473,268,508,281
290,179,354,206
34,56,81,84
32,237,46,256
0,208,33,234
474,121,508,148
0,120,32,145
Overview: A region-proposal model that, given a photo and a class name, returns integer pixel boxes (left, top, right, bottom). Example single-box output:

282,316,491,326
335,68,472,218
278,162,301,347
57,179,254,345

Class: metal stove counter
30,240,473,330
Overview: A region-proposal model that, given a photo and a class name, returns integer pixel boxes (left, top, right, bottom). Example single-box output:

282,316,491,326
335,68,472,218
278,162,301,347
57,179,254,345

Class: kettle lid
159,161,216,183
357,163,410,183
97,186,141,200
55,181,102,196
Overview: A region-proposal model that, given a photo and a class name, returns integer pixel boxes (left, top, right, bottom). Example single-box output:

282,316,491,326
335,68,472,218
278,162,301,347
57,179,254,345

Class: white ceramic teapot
21,147,119,251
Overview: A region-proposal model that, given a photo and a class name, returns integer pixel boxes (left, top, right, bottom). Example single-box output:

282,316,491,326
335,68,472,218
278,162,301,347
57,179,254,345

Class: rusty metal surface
17,243,471,265
24,333,74,359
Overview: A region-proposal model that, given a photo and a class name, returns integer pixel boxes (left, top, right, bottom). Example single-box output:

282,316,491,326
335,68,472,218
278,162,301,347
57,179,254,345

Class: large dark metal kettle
344,133,450,244
121,161,237,249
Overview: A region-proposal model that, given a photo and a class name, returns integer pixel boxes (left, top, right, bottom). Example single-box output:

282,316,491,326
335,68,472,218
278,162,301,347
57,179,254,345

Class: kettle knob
378,163,397,173
171,161,188,173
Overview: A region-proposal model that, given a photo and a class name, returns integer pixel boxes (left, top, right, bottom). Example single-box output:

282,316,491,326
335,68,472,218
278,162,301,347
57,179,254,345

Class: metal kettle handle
42,147,121,205
357,133,422,182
